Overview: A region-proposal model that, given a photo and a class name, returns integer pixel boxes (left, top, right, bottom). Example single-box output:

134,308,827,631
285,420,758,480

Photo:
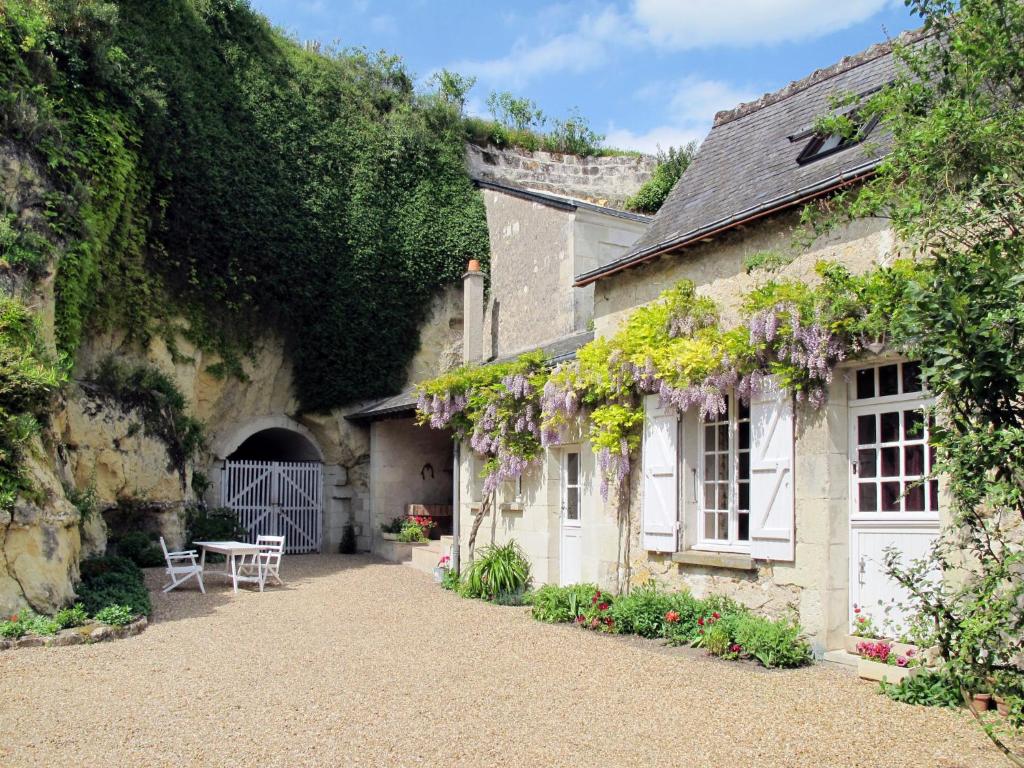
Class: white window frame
695,394,751,553
849,360,939,524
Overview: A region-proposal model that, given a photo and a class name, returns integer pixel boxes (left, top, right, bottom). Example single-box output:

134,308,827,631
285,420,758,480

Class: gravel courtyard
0,554,1000,768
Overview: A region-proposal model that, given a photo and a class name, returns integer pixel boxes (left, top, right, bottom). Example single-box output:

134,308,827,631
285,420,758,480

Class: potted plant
380,516,404,541
855,639,923,684
397,515,435,544
433,554,451,583
845,604,891,653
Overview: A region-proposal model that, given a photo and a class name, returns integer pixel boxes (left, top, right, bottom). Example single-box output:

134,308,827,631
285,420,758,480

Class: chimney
462,259,484,364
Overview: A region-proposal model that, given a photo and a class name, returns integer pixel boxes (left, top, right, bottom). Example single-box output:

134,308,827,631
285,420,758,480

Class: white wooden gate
220,460,323,554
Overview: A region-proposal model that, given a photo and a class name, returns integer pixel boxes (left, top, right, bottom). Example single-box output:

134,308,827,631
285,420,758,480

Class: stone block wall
466,143,656,207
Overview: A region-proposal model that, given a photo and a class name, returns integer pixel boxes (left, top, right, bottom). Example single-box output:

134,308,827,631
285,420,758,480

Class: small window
797,114,879,165
698,395,750,550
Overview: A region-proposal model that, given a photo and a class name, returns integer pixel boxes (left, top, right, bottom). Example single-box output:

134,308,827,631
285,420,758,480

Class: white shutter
749,377,795,561
642,394,679,552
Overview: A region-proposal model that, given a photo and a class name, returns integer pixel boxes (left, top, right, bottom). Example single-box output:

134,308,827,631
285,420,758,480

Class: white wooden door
221,460,323,554
559,450,583,586
848,361,939,634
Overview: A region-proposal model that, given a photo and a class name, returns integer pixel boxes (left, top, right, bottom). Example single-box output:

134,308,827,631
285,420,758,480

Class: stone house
453,37,942,656
349,154,653,570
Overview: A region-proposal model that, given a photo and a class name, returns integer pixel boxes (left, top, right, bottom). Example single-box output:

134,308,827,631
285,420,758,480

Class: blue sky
249,0,921,154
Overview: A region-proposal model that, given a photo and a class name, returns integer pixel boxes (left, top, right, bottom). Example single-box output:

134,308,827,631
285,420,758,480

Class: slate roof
345,330,594,423
574,33,924,287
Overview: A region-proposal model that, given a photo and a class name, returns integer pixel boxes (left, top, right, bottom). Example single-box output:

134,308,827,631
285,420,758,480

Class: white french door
559,449,583,586
848,361,939,634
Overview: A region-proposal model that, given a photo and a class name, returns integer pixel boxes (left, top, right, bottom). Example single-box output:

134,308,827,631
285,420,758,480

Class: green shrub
54,604,89,629
397,519,427,543
879,670,962,708
441,568,461,591
76,556,151,617
186,506,247,554
116,530,164,568
662,590,708,645
527,583,599,623
381,516,405,534
461,541,532,602
609,584,675,638
0,614,28,638
94,604,135,626
733,614,813,669
624,143,697,214
338,522,357,554
0,611,60,638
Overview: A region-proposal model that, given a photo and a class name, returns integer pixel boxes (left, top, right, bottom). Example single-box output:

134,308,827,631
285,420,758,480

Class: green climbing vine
0,298,68,510
0,0,490,411
418,262,921,498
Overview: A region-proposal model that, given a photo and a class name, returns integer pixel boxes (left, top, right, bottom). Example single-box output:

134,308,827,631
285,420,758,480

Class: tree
842,1,1024,759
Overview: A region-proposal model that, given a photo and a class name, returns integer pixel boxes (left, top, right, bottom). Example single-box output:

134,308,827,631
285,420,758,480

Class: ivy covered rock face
1,0,490,411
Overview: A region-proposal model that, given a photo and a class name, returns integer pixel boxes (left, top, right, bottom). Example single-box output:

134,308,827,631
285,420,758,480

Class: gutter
572,158,884,287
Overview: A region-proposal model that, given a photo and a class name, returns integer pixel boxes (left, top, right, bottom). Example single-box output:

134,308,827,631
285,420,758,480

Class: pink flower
712,612,721,620
853,606,861,614
665,610,681,624
730,644,742,653
575,615,585,624
598,602,609,612
896,656,908,668
906,648,915,657
697,617,705,626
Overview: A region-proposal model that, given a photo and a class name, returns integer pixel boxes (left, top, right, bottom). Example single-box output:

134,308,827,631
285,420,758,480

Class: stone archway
212,415,325,462
209,416,327,554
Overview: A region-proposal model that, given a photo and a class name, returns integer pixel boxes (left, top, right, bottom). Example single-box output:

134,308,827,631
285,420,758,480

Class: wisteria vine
417,261,916,500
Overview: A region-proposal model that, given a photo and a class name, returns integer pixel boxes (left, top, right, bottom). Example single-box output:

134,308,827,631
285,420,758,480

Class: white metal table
194,540,260,593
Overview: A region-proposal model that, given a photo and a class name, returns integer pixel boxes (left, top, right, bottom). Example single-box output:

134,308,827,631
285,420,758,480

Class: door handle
858,556,866,586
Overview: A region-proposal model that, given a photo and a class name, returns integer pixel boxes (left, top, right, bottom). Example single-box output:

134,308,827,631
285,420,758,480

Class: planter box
381,532,400,541
857,657,922,684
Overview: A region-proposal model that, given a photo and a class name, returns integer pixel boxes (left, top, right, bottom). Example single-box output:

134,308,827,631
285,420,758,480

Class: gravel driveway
0,554,1001,767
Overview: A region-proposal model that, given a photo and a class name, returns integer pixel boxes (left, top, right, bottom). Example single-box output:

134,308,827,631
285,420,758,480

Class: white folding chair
160,537,205,593
255,535,285,591
238,535,285,592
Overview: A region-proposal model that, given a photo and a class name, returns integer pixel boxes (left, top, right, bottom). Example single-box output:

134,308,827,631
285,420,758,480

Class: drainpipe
451,439,460,575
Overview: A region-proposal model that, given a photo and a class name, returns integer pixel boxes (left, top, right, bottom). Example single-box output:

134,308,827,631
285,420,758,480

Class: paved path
0,555,1000,767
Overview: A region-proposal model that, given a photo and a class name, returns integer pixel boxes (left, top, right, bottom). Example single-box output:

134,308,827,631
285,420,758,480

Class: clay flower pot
994,695,1010,717
971,693,992,713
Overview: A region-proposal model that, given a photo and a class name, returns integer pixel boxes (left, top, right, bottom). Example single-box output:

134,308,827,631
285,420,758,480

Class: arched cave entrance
216,418,325,554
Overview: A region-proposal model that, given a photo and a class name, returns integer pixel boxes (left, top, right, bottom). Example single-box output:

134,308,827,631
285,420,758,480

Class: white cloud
452,7,636,89
632,0,894,49
608,76,757,153
604,125,705,155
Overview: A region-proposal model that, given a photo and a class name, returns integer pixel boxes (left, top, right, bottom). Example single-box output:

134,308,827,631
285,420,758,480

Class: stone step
408,538,450,575
822,649,859,669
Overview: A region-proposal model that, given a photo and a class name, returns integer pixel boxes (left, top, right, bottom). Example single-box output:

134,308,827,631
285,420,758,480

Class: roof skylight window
796,113,879,165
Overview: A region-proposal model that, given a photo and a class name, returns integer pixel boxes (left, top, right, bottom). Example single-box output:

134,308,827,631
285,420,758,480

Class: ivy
0,298,68,511
0,0,490,412
84,356,204,479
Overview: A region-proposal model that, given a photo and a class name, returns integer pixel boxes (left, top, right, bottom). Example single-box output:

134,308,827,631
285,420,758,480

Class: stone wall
480,189,576,360
591,212,899,652
478,190,648,361
466,143,656,207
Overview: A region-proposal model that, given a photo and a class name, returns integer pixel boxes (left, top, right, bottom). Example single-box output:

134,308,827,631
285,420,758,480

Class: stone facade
466,144,657,208
479,188,649,360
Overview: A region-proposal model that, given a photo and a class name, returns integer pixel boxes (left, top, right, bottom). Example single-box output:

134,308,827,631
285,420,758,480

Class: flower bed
0,610,148,651
525,583,813,669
